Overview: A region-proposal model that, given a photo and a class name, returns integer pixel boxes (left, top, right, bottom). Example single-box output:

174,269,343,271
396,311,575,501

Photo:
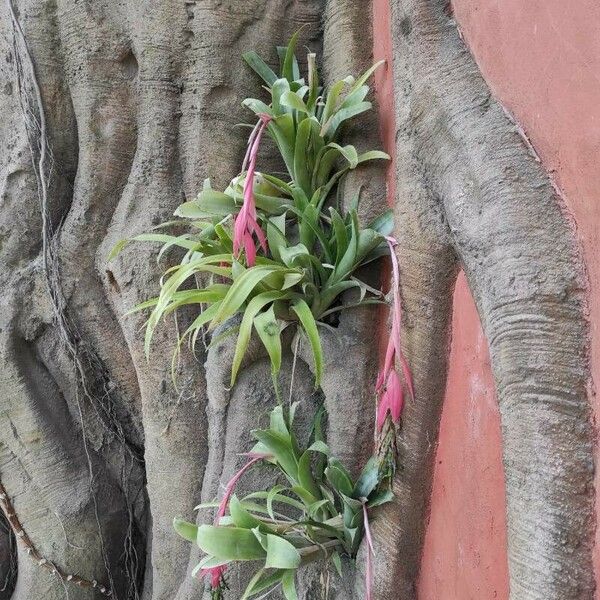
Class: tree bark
0,1,594,599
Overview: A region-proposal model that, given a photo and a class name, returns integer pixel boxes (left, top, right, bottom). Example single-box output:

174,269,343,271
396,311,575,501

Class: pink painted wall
373,0,600,597
418,1,600,598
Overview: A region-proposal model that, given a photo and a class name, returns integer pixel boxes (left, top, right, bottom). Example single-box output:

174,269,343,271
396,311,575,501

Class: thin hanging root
6,2,144,597
0,482,112,597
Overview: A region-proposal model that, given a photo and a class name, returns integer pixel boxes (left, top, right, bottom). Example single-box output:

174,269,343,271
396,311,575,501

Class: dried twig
0,483,111,596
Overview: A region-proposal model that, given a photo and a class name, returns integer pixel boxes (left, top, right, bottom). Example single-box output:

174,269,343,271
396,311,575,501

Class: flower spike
233,114,272,266
376,236,413,431
198,453,270,592
362,501,375,600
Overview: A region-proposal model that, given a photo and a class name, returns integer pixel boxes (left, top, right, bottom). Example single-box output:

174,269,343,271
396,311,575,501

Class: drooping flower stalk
233,114,272,266
199,453,271,592
362,501,375,600
376,236,414,431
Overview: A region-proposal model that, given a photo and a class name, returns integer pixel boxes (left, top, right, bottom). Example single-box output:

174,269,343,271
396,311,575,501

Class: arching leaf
196,525,267,561
290,298,323,388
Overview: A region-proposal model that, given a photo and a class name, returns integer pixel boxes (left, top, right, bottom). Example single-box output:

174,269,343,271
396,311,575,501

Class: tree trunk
0,1,594,599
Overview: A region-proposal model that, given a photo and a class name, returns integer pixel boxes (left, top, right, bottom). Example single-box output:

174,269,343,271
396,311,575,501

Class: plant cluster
113,31,411,600
174,404,391,599
110,30,392,393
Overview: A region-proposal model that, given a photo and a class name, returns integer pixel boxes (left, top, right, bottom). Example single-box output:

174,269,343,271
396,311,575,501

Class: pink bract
376,236,413,431
233,114,272,266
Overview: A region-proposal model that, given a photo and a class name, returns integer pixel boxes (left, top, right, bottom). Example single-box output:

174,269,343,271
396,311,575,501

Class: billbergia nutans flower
376,236,414,431
233,114,272,266
198,453,270,593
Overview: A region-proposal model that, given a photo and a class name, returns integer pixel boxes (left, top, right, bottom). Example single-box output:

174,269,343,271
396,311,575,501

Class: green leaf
308,440,330,455
265,535,301,569
173,202,212,219
229,495,263,530
282,272,304,290
318,297,384,320
180,301,222,351
280,90,309,114
263,174,293,195
242,51,279,86
330,208,348,264
107,238,129,261
266,484,288,520
156,235,204,262
281,27,304,81
289,185,309,211
254,192,292,215
193,501,220,511
197,554,230,570
126,285,228,316
211,266,283,327
291,298,323,388
357,150,391,164
340,84,370,111
279,243,310,269
368,208,394,236
195,189,238,215
173,518,198,543
351,59,385,92
282,570,299,600
267,116,296,179
254,306,282,378
242,569,285,599
329,210,359,285
291,485,318,506
252,430,299,482
320,102,372,140
196,525,266,561
128,233,202,254
231,290,284,386
269,404,290,436
344,525,360,553
251,525,269,551
242,97,274,117
285,206,333,265
298,449,321,501
341,493,363,515
327,143,358,169
331,551,343,577
272,78,291,115
321,79,346,126
356,228,385,267
294,117,322,195
299,203,319,251
367,488,394,508
306,52,319,112
147,285,230,316
144,255,232,355
307,499,332,519
313,147,340,189
352,456,380,499
325,460,354,498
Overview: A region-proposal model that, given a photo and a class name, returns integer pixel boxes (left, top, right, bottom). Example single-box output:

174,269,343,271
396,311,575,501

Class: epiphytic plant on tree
112,32,411,599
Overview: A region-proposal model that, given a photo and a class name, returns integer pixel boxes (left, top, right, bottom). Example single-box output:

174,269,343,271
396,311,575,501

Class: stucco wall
374,0,600,597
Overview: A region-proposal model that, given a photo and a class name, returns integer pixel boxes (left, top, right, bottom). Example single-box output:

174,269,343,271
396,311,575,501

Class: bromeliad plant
174,404,393,599
110,30,392,392
112,31,412,600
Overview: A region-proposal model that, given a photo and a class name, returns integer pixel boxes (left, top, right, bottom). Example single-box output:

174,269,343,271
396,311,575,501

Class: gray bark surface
0,0,594,599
